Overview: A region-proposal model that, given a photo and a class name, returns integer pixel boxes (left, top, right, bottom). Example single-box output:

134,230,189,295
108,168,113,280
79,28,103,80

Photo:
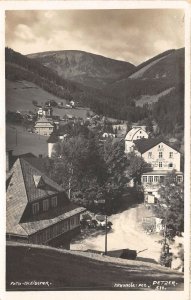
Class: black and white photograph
2,1,190,297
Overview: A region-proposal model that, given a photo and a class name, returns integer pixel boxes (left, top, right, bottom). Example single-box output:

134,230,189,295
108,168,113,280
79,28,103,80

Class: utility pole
68,163,73,200
15,128,17,146
105,214,107,255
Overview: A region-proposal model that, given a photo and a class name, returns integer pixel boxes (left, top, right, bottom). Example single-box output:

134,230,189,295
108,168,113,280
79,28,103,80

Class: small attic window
33,175,45,188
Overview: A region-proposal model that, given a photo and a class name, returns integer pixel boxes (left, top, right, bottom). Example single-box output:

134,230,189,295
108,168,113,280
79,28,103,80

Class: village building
34,116,54,136
70,100,75,108
37,106,53,119
102,132,116,139
47,132,68,158
124,127,149,153
6,155,85,248
112,123,128,136
133,138,183,204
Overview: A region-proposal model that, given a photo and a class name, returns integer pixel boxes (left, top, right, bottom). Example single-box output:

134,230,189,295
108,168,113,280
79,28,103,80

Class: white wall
125,140,135,153
125,128,148,154
133,129,148,141
142,142,180,171
48,143,55,158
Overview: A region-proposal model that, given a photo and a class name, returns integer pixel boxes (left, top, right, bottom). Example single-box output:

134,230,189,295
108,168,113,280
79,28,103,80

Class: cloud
5,9,184,65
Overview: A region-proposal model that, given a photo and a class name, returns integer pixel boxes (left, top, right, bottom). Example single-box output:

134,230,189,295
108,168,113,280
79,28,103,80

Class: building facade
47,132,68,158
141,141,181,172
125,127,149,153
133,139,183,204
34,116,54,136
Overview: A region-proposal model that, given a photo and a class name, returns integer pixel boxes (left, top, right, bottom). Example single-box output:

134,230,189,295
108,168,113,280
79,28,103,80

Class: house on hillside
133,139,183,204
37,103,53,119
6,155,86,249
124,127,149,153
34,116,54,136
102,132,116,139
112,123,127,136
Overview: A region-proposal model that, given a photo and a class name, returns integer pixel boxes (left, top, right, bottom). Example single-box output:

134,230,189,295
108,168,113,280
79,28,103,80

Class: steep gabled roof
33,175,44,188
20,158,64,202
34,116,54,128
6,156,68,236
134,138,180,154
47,133,59,143
125,127,147,141
6,159,29,236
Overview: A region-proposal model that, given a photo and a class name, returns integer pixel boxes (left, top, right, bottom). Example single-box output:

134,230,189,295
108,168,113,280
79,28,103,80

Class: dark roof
6,156,86,236
20,157,64,202
47,133,59,143
6,159,30,236
133,138,180,154
6,157,63,234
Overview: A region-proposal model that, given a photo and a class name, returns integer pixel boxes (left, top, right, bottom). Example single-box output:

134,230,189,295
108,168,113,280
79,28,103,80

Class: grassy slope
6,80,90,157
6,79,65,112
6,243,184,291
6,80,90,120
6,124,48,156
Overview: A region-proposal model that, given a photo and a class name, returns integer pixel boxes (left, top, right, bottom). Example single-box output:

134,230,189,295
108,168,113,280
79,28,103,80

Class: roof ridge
20,157,64,199
19,158,30,203
133,138,180,153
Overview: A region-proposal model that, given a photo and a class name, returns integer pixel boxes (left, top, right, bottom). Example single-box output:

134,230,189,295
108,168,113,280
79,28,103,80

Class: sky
5,9,184,65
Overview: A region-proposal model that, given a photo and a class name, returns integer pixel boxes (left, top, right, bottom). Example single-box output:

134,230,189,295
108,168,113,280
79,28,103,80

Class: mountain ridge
28,50,136,88
6,47,184,135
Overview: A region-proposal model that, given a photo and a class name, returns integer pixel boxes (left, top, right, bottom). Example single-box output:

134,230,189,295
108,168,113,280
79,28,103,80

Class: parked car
95,214,106,228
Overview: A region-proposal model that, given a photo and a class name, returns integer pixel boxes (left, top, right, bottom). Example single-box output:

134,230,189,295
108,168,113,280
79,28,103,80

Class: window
148,152,152,158
53,224,58,237
76,215,80,225
32,202,39,215
177,176,183,183
37,232,43,244
43,199,49,211
64,220,69,230
159,162,162,168
154,176,159,182
168,163,173,168
169,152,173,158
51,196,57,208
142,176,147,183
148,176,153,183
70,217,74,226
159,152,163,158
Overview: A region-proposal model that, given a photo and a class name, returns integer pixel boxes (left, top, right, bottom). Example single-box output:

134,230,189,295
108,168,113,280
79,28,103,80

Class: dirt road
71,204,162,263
